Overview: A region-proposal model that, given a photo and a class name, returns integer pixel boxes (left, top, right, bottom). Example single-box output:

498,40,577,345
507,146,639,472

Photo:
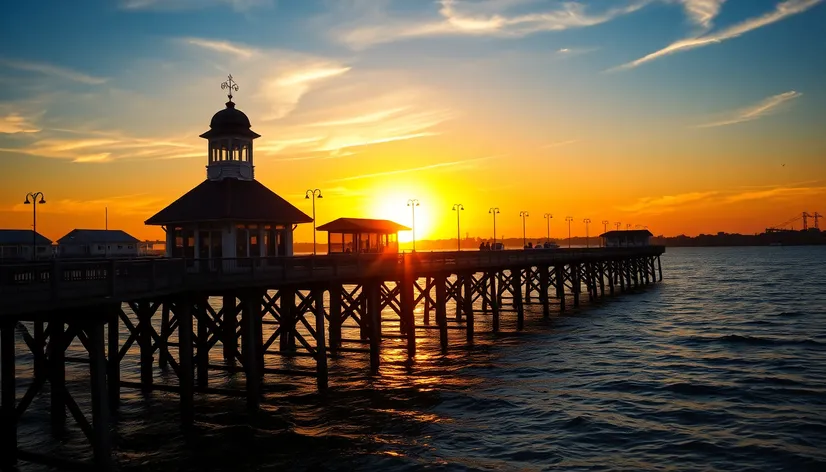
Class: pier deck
0,246,664,470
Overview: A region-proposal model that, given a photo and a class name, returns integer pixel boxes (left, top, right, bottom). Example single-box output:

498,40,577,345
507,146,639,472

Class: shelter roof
57,229,140,244
599,230,653,238
316,218,411,234
0,230,52,245
145,178,312,225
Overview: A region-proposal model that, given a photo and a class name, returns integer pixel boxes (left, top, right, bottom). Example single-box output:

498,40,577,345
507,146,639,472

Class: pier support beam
367,280,382,374
512,269,524,330
489,271,499,332
556,265,565,312
243,293,261,412
177,298,194,426
1,320,17,468
88,320,112,471
463,273,474,345
222,295,237,362
435,275,448,351
540,268,550,319
159,303,170,369
328,284,342,355
107,306,120,412
314,286,328,391
49,318,66,434
401,274,416,357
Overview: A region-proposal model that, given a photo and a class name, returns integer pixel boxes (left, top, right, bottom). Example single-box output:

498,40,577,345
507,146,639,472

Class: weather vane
221,74,239,102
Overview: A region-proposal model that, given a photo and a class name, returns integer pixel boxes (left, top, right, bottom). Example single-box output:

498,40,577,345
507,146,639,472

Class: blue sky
1,0,825,239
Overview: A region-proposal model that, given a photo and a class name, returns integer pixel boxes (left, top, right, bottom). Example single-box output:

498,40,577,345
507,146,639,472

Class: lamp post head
39,198,46,204
24,198,31,205
317,193,323,199
305,194,310,199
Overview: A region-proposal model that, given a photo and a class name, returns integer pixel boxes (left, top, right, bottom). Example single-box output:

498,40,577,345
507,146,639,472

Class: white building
57,229,140,258
144,78,312,267
0,230,53,261
600,230,653,248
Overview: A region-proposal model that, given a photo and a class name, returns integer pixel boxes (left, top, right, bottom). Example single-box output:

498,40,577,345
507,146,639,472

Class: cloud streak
696,91,802,128
615,0,823,70
0,58,108,85
339,0,650,49
0,114,40,134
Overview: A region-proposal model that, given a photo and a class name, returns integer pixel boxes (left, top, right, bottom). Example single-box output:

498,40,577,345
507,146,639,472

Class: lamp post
565,216,574,248
452,204,464,251
615,222,621,231
489,207,499,247
24,192,46,259
305,189,323,255
407,199,420,251
543,213,553,243
602,220,609,247
583,218,592,248
519,211,529,247
627,224,632,230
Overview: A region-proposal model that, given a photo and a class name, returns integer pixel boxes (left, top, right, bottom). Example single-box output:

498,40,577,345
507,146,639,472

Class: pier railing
0,246,664,315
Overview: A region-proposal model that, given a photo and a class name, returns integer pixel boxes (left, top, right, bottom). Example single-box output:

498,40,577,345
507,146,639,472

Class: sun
370,188,436,243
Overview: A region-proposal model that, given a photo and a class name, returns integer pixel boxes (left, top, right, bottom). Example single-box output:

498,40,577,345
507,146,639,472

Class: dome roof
200,101,260,139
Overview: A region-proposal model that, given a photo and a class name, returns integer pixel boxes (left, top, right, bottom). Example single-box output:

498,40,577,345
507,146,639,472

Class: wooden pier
0,247,664,470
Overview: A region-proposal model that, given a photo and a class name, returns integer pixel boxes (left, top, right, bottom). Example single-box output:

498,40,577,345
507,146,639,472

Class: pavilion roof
57,229,140,245
599,230,653,238
316,218,411,234
145,179,312,225
0,230,52,245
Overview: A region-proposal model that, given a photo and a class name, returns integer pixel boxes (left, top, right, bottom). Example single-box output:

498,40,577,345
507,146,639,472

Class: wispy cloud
619,184,826,215
185,38,257,58
615,0,823,70
696,91,802,128
338,0,649,49
329,154,502,182
724,185,826,203
0,114,40,134
618,191,718,215
0,130,200,163
679,0,726,30
0,58,108,85
185,37,352,120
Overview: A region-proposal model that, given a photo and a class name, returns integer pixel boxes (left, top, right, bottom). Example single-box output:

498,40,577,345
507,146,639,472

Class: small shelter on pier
144,76,312,263
316,218,410,254
57,229,140,258
0,230,52,261
600,229,653,247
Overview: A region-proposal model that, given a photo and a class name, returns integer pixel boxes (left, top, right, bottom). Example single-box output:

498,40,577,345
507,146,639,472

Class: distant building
0,230,53,261
317,218,410,254
57,229,140,258
600,229,653,247
144,77,312,265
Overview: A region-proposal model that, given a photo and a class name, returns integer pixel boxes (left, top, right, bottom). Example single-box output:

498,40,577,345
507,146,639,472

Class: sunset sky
1,0,825,243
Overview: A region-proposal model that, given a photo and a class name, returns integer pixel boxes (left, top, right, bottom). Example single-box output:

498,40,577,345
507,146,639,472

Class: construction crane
803,212,813,231
815,213,822,230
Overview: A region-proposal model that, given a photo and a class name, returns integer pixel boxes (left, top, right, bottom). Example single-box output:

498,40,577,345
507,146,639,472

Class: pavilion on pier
145,76,312,265
317,218,410,254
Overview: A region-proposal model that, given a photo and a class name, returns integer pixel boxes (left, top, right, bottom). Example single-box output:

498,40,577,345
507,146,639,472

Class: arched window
241,144,249,162
233,145,240,162
221,146,227,161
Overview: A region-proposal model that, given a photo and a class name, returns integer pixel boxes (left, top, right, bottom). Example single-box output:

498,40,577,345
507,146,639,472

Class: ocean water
10,246,826,471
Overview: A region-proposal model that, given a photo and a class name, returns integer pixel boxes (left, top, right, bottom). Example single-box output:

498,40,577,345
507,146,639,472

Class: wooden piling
49,319,65,433
197,302,209,389
435,275,448,351
138,301,153,391
328,284,342,355
540,267,550,319
280,288,296,352
243,293,260,411
489,271,499,332
222,295,237,361
573,264,581,308
1,320,17,468
556,265,565,312
87,320,112,471
313,286,328,391
463,273,474,345
107,305,120,413
177,298,194,425
512,269,524,330
367,280,382,374
159,303,170,369
33,320,44,379
402,274,416,357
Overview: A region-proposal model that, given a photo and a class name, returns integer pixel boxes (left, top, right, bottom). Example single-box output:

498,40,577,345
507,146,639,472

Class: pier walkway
0,246,664,470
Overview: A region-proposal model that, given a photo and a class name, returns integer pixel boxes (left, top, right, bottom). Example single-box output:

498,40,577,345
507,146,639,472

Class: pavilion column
165,227,175,257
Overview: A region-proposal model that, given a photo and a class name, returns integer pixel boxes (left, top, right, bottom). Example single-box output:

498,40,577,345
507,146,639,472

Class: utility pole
815,213,822,230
